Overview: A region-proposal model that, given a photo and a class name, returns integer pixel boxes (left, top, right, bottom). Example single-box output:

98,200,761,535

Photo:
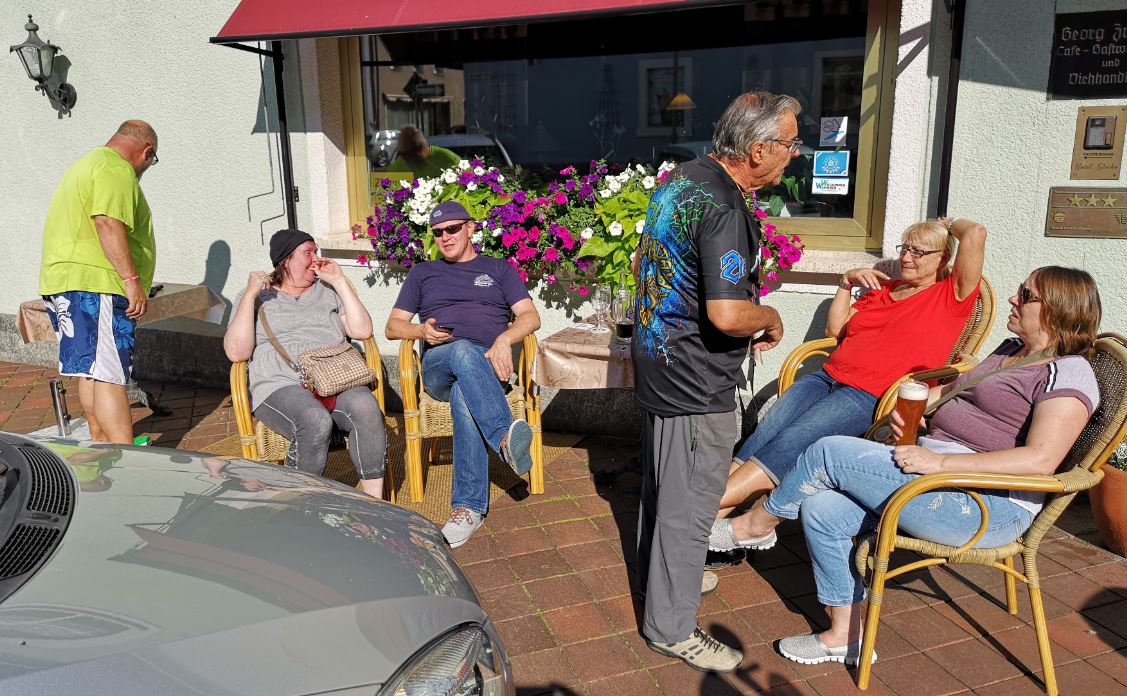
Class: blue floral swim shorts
41,291,136,385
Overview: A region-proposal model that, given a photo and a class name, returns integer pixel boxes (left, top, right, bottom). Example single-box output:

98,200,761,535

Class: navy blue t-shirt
393,255,530,349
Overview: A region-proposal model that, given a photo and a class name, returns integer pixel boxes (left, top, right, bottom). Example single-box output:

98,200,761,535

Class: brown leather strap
256,305,298,370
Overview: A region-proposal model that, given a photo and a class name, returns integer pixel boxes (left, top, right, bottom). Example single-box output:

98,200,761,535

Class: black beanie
269,228,315,267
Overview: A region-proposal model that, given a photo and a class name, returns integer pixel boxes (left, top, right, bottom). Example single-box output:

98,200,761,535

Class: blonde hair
1028,266,1101,359
902,220,955,272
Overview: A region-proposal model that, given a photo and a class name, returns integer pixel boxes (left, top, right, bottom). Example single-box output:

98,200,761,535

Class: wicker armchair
777,276,996,425
852,333,1127,695
398,334,543,503
229,335,392,501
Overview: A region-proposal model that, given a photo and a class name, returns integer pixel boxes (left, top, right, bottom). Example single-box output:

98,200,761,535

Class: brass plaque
1045,187,1127,238
1071,106,1127,180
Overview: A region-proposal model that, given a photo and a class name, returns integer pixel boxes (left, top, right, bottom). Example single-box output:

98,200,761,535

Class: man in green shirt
387,126,461,179
39,120,159,444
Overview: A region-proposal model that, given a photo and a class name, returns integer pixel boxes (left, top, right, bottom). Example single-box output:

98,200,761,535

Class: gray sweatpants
637,408,736,643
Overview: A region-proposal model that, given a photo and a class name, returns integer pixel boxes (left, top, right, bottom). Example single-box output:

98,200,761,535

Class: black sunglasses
431,222,464,238
1018,285,1044,306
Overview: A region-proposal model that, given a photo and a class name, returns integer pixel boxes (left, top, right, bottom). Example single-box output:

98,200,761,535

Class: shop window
340,0,898,251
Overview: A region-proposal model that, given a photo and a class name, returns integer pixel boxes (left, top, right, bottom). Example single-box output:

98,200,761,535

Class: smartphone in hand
437,325,455,333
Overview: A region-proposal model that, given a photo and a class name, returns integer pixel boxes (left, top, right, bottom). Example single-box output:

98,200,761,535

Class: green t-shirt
39,147,156,296
387,145,461,180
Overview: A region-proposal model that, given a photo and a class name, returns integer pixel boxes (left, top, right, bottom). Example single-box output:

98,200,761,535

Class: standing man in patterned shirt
39,120,159,445
632,92,799,672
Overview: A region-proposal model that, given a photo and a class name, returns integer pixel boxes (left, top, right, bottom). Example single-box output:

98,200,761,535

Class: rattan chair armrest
229,360,258,459
362,336,386,413
1053,466,1104,493
520,333,539,395
398,339,421,412
778,337,839,397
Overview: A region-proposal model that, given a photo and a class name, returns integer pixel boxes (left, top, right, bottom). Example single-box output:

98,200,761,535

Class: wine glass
591,285,611,331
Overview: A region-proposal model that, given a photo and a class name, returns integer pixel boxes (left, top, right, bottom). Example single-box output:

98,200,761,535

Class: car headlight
379,624,507,696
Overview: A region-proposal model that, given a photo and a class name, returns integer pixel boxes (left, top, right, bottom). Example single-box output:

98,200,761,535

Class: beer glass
612,287,634,343
894,380,929,446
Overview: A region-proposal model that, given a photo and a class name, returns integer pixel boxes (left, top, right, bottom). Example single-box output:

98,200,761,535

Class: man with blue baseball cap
386,201,541,547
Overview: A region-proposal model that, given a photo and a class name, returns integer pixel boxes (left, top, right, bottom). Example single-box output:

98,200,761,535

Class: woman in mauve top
711,217,987,533
714,266,1102,667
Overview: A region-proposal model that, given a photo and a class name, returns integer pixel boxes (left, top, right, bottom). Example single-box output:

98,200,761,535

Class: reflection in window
357,1,869,223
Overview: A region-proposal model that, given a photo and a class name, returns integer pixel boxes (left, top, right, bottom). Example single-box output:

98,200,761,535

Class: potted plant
1091,439,1127,556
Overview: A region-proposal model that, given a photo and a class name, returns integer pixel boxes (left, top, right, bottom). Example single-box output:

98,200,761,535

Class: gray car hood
0,439,486,694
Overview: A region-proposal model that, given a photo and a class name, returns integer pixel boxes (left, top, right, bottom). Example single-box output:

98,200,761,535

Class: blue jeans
764,435,1035,606
422,340,512,515
735,369,878,483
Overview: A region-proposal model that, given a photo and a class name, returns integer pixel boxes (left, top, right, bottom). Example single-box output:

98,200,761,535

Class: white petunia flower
493,228,504,237
608,179,621,192
599,189,612,198
458,159,471,170
442,170,458,184
581,227,594,240
473,166,485,175
409,212,428,225
609,221,624,237
635,219,645,233
466,182,478,191
636,164,646,174
472,231,483,244
400,179,413,189
642,176,655,190
498,175,505,182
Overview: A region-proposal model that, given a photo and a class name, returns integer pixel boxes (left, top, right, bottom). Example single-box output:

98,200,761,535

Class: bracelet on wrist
944,216,959,231
121,274,139,284
838,276,851,290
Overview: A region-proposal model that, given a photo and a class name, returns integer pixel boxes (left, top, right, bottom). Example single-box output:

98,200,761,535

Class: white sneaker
647,626,743,673
501,419,534,476
441,508,484,548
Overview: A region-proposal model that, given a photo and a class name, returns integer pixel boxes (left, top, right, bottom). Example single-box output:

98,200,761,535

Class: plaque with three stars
1045,187,1127,238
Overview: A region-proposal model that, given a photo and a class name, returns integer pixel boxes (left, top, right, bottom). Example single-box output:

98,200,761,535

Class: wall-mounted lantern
10,15,76,112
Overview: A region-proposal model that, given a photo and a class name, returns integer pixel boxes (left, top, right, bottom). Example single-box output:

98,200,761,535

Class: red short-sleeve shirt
824,274,980,397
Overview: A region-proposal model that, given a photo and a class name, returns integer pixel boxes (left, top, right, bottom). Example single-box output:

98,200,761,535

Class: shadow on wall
203,240,233,325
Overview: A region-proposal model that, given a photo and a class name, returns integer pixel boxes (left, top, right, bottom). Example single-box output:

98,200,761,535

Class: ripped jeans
763,435,1034,607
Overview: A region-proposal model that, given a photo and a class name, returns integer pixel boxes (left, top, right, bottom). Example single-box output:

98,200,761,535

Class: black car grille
0,525,60,579
19,446,73,516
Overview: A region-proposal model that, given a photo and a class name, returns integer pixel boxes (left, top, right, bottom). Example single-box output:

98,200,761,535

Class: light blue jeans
735,369,878,483
422,340,512,515
764,435,1035,607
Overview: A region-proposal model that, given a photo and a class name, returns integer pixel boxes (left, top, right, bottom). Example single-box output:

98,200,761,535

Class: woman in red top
708,217,986,552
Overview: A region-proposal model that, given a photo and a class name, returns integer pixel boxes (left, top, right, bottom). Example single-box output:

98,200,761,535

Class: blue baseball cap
429,201,472,227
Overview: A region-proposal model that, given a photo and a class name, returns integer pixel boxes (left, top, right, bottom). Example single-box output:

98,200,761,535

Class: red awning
212,0,716,44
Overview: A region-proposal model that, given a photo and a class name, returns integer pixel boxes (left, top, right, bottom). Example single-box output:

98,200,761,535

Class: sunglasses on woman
431,222,465,238
1018,285,1044,306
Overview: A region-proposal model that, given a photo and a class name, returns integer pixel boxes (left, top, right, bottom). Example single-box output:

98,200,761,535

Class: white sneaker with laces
647,626,743,673
441,508,484,548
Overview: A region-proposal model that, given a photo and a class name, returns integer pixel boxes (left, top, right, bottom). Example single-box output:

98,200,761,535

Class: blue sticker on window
720,250,745,285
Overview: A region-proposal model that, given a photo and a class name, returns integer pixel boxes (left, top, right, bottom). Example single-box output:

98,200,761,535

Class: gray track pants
636,408,736,643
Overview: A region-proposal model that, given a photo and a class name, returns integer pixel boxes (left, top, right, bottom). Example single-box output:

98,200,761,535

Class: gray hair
712,92,802,159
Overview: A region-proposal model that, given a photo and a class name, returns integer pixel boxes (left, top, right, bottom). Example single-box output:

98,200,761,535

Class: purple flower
513,191,527,205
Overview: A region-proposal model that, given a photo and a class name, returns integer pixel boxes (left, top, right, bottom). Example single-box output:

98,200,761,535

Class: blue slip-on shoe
501,419,534,476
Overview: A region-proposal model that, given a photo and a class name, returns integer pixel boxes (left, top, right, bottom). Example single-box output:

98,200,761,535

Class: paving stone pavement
2,360,1125,695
